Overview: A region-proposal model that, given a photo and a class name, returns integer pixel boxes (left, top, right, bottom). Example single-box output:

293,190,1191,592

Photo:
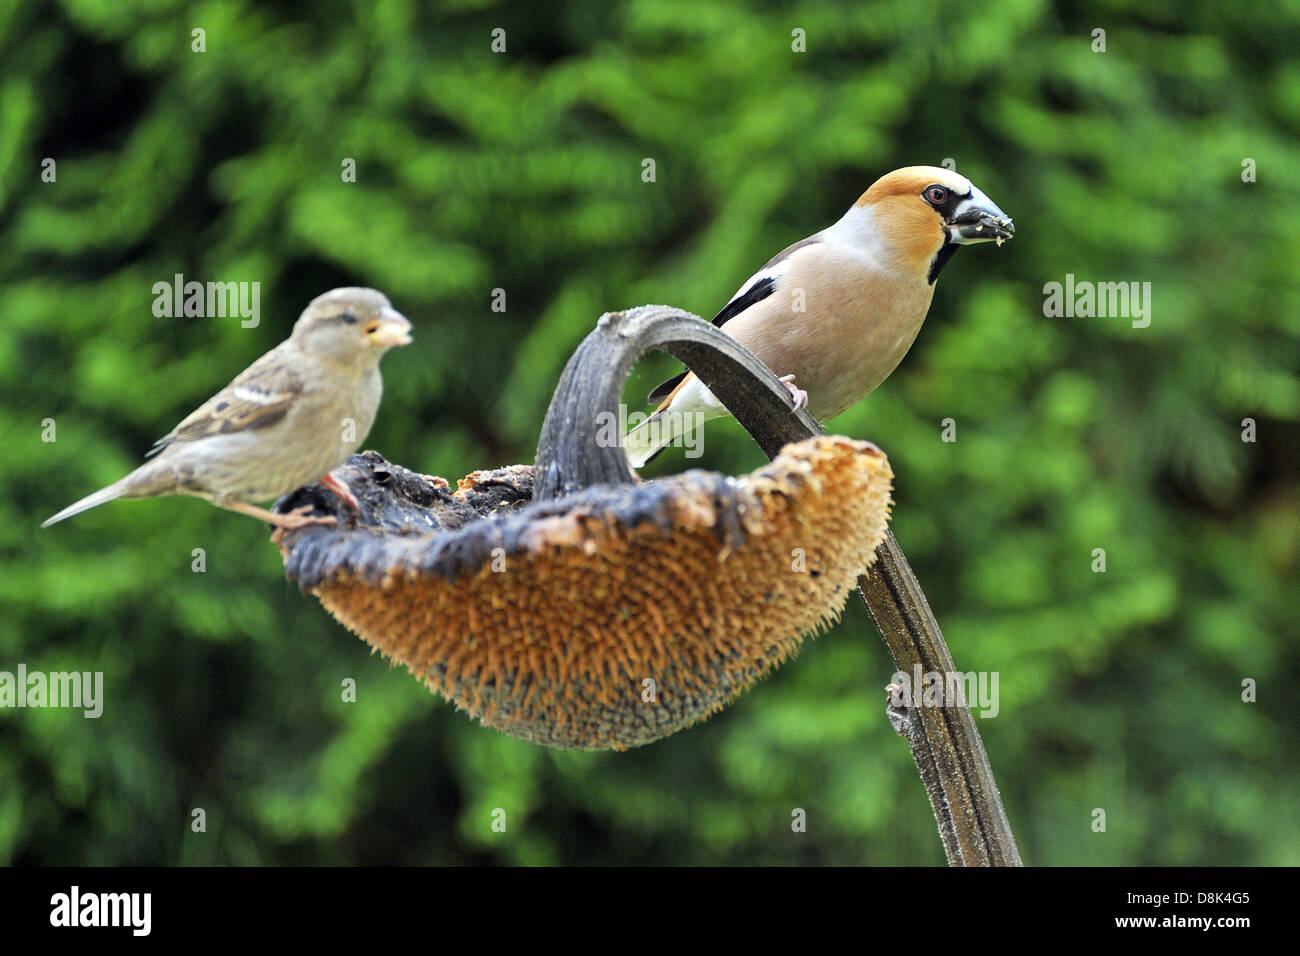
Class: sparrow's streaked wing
147,351,304,457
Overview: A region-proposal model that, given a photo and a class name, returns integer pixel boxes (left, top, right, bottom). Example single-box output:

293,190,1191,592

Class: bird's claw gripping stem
779,374,809,411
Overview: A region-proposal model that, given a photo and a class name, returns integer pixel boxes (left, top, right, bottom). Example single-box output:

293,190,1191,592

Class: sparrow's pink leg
779,374,809,411
219,499,337,530
320,472,360,511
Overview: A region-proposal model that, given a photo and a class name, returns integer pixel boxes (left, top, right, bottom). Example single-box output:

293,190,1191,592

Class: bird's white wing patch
147,351,304,454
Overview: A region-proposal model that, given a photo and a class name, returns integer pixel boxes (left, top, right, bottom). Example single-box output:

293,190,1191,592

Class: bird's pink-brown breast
699,241,936,421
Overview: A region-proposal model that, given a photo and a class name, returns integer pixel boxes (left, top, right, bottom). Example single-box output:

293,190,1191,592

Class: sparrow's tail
41,478,135,528
41,456,180,528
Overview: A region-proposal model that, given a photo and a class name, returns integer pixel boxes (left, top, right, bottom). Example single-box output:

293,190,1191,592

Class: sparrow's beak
365,307,412,347
947,186,1015,245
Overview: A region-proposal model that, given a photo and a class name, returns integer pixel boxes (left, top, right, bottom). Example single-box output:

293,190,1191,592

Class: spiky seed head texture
302,435,893,750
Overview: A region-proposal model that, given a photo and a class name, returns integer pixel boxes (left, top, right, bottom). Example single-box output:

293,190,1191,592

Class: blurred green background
3,0,1297,865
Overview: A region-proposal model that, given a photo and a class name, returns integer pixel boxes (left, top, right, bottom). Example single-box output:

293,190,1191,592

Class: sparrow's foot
321,472,360,511
275,504,339,530
219,498,337,534
779,374,809,411
268,506,338,545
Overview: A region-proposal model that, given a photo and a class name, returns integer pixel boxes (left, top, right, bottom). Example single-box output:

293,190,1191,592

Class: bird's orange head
857,166,1014,282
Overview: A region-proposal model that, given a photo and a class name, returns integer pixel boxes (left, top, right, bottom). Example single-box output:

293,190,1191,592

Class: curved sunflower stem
537,304,1021,866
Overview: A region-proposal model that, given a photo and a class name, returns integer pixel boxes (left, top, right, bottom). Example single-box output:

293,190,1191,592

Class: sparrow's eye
925,185,949,205
340,310,359,325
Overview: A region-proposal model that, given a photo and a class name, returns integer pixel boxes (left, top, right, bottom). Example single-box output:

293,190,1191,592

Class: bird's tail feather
42,477,133,528
625,408,707,469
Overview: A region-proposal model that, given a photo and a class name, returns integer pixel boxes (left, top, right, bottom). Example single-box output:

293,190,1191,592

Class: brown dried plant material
278,436,892,750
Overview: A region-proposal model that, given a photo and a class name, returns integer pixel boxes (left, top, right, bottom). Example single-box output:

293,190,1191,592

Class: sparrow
624,165,1014,467
42,287,412,530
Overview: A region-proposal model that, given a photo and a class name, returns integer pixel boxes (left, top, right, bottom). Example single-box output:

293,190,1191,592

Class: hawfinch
43,288,412,530
624,165,1014,467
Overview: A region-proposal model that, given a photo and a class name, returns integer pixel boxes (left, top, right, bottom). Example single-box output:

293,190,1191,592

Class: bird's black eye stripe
923,184,964,218
340,310,358,325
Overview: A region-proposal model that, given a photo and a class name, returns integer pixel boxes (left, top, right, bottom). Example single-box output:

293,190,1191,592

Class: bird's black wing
645,235,822,405
645,277,778,403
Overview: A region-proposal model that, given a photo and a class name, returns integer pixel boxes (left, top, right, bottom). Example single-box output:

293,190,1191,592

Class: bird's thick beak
365,307,412,347
947,186,1015,246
